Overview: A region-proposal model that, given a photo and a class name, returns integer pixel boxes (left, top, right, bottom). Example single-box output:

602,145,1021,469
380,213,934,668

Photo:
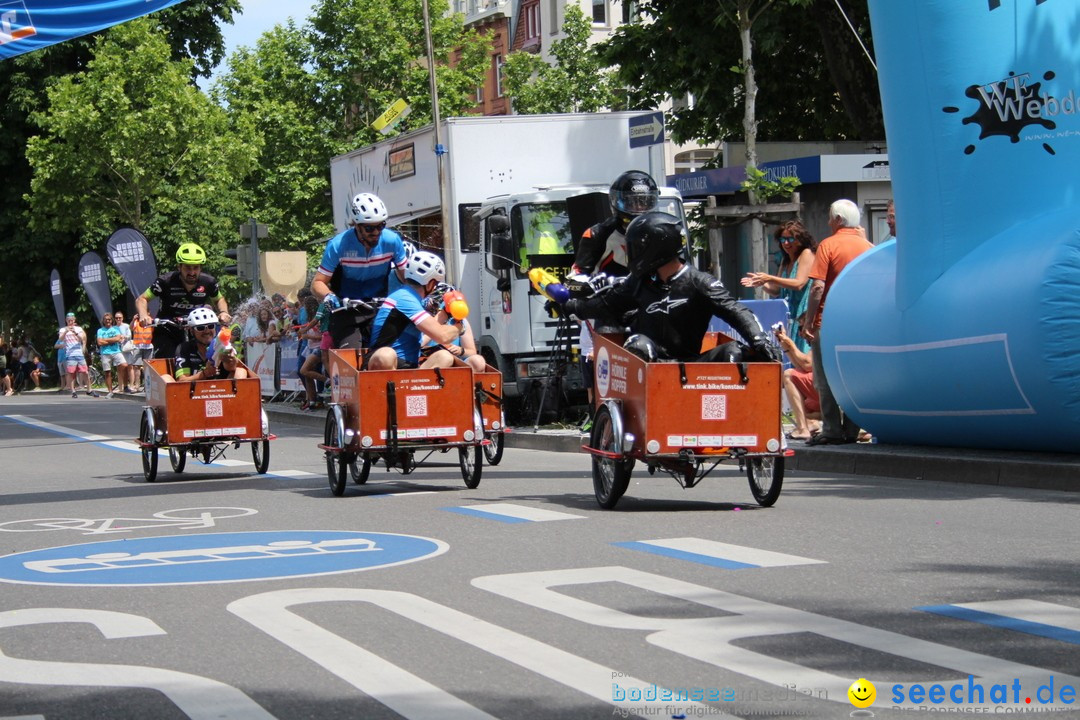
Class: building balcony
453,0,511,25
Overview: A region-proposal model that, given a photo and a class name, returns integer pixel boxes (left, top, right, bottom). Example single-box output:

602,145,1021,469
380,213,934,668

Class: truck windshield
511,202,575,277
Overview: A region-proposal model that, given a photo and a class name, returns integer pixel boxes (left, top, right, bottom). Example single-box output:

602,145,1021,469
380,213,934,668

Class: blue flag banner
0,0,189,60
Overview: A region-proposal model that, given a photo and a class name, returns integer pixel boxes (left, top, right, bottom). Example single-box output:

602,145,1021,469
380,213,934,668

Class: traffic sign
0,530,447,586
628,112,665,148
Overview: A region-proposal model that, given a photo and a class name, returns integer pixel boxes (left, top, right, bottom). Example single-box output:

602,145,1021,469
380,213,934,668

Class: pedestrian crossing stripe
917,599,1080,645
614,538,827,569
443,503,587,523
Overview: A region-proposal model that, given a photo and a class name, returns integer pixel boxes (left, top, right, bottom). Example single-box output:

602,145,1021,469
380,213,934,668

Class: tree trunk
739,2,767,291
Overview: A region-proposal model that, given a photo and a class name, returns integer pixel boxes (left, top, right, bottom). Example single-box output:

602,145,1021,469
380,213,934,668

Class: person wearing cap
55,312,97,398
136,242,231,359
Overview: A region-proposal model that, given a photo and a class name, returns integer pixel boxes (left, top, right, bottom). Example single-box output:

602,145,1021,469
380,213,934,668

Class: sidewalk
259,402,1079,493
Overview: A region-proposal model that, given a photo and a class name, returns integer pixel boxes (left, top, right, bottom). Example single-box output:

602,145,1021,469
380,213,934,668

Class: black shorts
328,305,378,350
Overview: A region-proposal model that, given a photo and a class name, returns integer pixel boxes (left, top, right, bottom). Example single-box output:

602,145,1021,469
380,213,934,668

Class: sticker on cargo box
701,394,727,420
723,435,757,446
405,394,428,417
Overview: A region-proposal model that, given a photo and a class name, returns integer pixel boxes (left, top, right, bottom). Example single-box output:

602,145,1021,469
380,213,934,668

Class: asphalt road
1,394,1079,720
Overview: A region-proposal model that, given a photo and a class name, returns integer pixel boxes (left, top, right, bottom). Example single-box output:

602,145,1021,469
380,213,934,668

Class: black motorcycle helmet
622,334,660,362
625,211,685,278
609,170,660,226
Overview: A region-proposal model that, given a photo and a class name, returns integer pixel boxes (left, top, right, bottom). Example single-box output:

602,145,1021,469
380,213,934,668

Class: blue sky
201,0,318,88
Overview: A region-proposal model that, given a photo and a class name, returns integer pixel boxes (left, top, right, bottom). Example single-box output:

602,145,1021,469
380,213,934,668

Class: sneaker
580,418,593,433
72,391,78,399
89,391,100,398
123,386,135,394
106,391,115,399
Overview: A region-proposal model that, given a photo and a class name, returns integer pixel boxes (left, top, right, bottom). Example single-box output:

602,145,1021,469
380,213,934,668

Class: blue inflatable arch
824,0,1080,451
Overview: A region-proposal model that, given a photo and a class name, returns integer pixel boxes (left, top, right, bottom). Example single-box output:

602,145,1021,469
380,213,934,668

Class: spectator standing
884,200,897,243
96,312,128,398
741,219,817,352
0,336,12,396
113,310,136,393
131,314,154,391
57,313,97,397
801,199,874,445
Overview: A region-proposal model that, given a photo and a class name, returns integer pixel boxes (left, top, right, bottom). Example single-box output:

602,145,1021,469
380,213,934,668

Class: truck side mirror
487,215,512,272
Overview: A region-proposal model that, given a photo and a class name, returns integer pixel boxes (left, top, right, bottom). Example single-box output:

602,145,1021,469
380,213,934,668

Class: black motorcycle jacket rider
565,265,770,362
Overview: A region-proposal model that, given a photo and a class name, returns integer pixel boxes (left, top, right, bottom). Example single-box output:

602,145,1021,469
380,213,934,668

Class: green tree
601,0,881,146
307,0,490,148
215,22,337,250
503,5,623,114
0,0,240,343
24,18,257,296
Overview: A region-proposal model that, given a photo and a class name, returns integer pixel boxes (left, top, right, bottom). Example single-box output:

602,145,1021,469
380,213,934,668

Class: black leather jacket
566,264,766,361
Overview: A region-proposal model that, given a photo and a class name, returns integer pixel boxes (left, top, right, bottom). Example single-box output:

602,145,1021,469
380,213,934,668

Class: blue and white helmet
404,251,446,287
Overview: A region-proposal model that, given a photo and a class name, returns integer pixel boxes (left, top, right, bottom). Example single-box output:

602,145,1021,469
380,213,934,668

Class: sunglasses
779,236,796,244
192,324,215,331
358,222,386,234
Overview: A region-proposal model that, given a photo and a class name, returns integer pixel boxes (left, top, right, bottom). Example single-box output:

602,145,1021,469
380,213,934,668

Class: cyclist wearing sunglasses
170,308,248,383
310,193,408,349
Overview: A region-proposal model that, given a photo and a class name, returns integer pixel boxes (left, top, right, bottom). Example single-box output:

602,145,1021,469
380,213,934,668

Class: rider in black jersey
135,242,231,359
563,212,779,363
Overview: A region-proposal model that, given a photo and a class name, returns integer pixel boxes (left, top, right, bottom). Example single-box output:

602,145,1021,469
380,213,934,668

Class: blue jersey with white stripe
318,227,406,300
370,285,431,365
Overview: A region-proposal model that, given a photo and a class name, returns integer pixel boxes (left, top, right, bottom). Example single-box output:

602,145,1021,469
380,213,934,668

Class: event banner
105,227,159,316
77,251,111,323
49,268,65,328
0,0,190,60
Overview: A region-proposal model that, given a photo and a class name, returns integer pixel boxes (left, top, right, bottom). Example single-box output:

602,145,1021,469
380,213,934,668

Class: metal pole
250,217,262,297
422,0,456,285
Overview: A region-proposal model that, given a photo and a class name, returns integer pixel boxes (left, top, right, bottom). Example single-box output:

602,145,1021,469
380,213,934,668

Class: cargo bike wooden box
582,331,789,508
136,358,272,482
320,348,503,496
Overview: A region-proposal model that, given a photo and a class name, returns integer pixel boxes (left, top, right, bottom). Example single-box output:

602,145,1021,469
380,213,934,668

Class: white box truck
328,112,685,417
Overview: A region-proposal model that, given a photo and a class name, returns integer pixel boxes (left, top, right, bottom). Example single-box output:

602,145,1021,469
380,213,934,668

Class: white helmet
349,192,388,225
401,238,417,260
403,250,446,287
186,306,218,328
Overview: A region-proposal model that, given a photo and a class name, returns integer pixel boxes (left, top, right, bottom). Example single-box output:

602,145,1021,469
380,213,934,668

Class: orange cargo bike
581,330,790,509
136,358,272,482
319,347,504,496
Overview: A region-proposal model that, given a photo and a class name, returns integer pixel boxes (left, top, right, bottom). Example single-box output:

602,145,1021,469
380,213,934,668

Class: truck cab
461,184,685,419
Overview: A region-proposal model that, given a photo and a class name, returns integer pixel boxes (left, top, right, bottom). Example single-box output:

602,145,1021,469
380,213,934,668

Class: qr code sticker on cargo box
406,394,428,417
701,394,726,420
205,399,223,418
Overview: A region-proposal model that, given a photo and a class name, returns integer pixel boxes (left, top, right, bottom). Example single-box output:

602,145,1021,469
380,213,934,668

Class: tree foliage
307,0,490,148
214,23,337,249
503,5,623,114
600,0,882,146
0,0,240,345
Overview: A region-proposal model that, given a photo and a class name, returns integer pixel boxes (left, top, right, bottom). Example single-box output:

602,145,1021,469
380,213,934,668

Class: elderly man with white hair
800,199,874,445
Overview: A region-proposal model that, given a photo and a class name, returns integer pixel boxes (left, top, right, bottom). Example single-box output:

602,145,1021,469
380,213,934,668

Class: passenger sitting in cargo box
366,252,464,371
559,212,779,364
167,307,249,383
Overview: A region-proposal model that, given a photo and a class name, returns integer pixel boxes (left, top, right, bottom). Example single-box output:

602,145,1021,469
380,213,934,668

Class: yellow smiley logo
848,678,876,708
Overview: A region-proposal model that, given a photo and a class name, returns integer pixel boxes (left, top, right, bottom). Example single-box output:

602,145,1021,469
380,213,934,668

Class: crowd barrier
245,337,305,398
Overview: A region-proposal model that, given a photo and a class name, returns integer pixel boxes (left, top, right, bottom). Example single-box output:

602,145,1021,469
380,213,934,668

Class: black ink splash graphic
942,70,1057,155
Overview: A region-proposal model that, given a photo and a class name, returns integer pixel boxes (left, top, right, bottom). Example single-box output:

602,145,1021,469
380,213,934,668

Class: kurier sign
628,112,664,149
0,530,447,586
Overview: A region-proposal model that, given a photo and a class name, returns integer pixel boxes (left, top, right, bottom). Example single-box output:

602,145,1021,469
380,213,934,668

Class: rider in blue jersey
310,193,407,349
367,251,463,371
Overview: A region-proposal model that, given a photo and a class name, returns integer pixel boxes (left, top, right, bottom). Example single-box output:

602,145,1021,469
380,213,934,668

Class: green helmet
176,242,206,265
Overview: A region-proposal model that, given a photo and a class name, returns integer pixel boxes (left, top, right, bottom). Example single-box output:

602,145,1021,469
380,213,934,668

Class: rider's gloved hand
749,334,781,363
544,300,564,319
324,293,342,310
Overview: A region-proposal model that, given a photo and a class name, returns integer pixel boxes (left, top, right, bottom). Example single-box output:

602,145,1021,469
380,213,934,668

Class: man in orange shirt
801,199,874,445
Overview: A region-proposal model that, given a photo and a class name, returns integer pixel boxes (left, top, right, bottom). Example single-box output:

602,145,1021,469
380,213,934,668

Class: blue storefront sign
0,530,447,586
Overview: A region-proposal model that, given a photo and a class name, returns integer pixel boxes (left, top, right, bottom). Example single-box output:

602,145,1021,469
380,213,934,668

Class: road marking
918,599,1080,645
1,414,257,468
614,538,827,569
0,508,258,535
443,503,586,523
267,469,317,478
